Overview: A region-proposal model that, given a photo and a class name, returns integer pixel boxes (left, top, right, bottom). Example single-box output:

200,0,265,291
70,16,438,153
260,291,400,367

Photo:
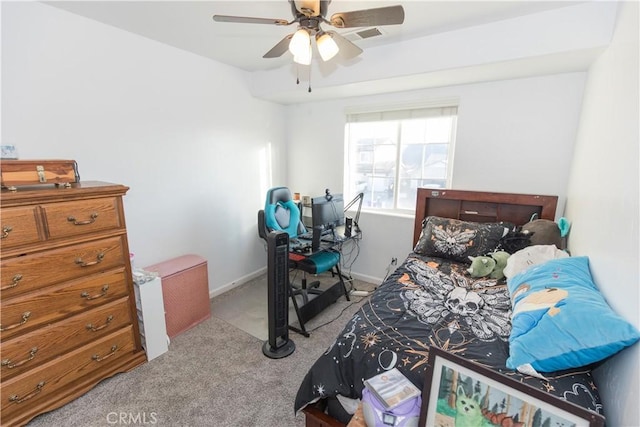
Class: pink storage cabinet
144,254,211,339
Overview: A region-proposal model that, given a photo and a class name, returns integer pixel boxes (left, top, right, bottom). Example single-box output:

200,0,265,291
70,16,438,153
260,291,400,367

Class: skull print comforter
294,253,604,422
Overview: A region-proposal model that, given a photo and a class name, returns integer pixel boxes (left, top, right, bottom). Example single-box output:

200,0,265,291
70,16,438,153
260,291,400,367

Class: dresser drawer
1,327,136,420
1,298,133,380
0,236,126,299
0,206,42,250
41,197,122,240
1,269,129,341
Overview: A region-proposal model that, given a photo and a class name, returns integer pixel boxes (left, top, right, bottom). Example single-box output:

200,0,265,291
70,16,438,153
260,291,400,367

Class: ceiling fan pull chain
308,64,312,93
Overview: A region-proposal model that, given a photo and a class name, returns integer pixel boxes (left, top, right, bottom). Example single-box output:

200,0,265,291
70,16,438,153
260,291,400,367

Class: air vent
343,27,384,42
357,27,383,39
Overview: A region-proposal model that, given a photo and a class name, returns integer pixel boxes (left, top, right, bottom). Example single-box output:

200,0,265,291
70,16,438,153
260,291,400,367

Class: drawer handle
92,345,118,362
75,252,105,267
1,225,12,239
67,212,98,225
81,285,109,300
8,381,45,404
86,315,114,331
463,210,479,215
0,274,23,291
2,347,38,369
0,311,31,332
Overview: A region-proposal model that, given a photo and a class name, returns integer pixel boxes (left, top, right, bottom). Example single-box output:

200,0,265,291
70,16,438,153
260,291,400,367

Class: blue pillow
506,256,640,373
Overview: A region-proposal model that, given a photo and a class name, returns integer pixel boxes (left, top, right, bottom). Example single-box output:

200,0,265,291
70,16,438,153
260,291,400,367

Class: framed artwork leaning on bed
419,347,605,427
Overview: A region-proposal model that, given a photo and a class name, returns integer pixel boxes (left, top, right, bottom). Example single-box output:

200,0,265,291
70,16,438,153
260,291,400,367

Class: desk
287,228,361,337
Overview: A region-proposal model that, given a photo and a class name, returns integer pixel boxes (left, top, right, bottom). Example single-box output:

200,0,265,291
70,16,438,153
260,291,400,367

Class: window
344,104,458,212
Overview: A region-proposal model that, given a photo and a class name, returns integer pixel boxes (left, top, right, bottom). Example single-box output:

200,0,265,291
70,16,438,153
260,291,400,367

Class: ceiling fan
212,0,405,65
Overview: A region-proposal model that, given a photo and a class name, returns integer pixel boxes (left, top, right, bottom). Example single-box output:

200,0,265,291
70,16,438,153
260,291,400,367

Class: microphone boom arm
344,192,364,227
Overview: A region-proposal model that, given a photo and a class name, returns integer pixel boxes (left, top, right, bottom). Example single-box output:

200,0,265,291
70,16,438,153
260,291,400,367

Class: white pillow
503,245,569,280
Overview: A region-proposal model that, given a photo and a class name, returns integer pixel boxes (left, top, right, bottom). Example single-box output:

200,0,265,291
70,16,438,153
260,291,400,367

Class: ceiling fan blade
328,31,363,60
263,34,294,58
212,15,290,26
329,5,405,28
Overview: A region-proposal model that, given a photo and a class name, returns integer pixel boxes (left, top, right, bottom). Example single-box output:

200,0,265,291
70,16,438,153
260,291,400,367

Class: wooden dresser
0,181,146,426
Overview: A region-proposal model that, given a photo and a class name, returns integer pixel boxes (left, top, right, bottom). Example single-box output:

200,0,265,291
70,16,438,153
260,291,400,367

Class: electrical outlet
391,257,397,266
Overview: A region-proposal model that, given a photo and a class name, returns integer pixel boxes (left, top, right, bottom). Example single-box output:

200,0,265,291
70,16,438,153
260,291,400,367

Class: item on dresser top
1,144,18,159
0,159,79,190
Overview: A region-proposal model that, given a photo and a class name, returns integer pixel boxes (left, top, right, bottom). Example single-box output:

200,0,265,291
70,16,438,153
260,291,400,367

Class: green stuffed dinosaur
489,250,510,280
467,251,510,280
467,255,496,278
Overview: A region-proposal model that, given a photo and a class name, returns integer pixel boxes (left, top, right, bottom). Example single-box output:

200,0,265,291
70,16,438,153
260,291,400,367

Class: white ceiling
45,1,584,73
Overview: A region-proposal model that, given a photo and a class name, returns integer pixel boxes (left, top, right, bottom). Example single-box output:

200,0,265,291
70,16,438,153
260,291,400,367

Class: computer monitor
311,193,345,231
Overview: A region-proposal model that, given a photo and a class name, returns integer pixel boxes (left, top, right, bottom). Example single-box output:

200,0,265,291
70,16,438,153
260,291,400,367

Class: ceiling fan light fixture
289,28,311,57
293,44,312,65
316,32,339,61
213,3,406,81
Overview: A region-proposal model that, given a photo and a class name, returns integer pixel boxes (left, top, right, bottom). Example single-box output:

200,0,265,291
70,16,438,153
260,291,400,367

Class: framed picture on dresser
419,346,605,427
1,144,18,159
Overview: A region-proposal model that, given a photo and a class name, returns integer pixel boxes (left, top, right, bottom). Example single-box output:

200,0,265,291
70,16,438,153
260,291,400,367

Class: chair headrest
264,186,301,238
266,187,292,205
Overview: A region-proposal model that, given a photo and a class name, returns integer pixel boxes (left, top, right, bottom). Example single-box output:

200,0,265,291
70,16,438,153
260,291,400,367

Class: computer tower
263,231,295,358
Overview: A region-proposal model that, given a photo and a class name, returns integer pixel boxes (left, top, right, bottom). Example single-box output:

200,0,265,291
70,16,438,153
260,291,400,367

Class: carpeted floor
25,273,377,427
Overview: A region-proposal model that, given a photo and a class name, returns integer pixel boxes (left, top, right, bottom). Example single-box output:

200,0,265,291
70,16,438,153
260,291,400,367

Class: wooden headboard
412,189,558,247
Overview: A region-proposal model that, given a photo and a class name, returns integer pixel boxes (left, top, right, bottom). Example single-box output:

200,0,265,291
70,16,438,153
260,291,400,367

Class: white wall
2,2,286,296
286,73,586,282
564,2,639,426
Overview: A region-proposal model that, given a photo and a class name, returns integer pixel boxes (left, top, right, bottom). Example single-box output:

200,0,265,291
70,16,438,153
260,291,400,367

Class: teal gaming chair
258,186,349,336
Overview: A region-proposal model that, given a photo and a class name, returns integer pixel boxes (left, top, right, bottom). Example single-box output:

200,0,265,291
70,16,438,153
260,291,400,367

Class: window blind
346,105,458,123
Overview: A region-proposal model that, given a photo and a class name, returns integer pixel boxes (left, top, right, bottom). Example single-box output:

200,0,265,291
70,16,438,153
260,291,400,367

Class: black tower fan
262,231,295,358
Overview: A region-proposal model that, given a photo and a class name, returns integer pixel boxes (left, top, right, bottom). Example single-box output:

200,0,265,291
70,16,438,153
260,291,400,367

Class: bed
295,189,607,427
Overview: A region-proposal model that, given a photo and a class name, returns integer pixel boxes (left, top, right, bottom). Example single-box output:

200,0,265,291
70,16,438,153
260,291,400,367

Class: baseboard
209,268,381,300
209,266,267,299
346,271,383,286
